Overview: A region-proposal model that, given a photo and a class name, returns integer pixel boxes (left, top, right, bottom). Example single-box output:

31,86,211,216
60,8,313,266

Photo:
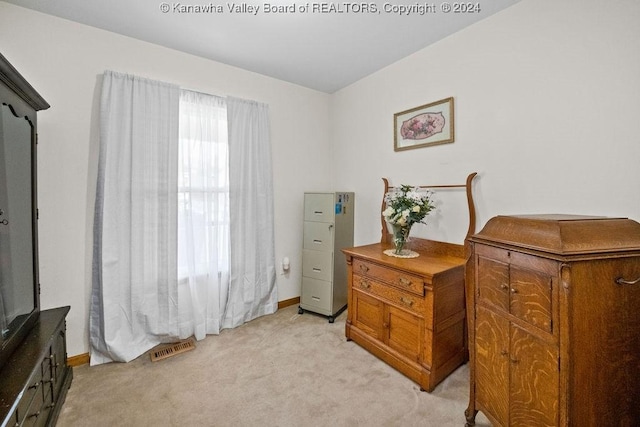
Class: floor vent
150,338,196,362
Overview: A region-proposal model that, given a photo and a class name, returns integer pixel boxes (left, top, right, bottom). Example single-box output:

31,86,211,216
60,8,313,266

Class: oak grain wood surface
343,173,478,392
466,215,640,427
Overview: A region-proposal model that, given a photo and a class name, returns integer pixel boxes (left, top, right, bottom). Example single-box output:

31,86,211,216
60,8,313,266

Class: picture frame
394,97,454,151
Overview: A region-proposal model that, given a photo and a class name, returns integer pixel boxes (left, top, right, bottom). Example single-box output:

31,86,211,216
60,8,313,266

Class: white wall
331,0,640,246
0,2,332,357
2,0,640,358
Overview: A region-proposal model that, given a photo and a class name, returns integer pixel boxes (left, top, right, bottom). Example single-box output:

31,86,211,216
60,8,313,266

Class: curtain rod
183,87,226,98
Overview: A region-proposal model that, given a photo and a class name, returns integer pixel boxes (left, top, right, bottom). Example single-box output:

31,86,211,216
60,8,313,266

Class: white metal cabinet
299,192,354,322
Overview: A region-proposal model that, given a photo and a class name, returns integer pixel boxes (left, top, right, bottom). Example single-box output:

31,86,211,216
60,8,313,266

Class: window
177,91,230,284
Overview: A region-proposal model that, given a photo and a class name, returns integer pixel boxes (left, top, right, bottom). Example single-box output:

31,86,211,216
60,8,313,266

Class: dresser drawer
354,274,425,314
302,250,333,281
352,259,424,296
303,221,334,252
17,375,45,426
17,366,44,424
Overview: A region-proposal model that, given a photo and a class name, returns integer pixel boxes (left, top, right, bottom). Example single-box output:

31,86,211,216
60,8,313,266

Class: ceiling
4,0,521,93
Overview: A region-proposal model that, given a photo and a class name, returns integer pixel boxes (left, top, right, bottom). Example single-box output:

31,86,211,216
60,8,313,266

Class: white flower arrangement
383,184,435,228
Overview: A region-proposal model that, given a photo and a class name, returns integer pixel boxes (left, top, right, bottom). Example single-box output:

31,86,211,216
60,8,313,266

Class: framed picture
394,97,454,151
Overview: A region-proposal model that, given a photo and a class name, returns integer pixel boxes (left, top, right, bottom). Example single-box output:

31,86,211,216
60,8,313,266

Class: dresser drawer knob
616,276,640,285
400,296,414,307
510,288,518,294
398,277,412,286
29,381,41,390
358,264,370,273
500,284,508,291
359,280,371,290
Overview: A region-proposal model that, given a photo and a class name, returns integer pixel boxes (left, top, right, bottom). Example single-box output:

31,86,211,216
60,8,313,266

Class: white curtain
177,90,229,339
90,71,180,365
91,73,277,365
223,97,277,328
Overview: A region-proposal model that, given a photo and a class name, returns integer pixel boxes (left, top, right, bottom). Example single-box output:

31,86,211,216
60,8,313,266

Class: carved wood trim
380,172,478,254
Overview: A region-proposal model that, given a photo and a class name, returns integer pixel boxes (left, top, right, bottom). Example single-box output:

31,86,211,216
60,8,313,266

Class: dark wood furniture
0,54,72,426
343,173,476,392
465,214,640,426
0,307,72,427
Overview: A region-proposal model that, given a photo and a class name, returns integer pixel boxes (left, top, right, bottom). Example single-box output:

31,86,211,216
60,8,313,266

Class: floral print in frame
394,97,454,151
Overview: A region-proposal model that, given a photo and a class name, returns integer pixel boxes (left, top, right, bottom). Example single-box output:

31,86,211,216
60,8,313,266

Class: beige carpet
57,305,490,426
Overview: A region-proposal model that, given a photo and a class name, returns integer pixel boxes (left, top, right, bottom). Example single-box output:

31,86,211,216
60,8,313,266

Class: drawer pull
29,381,41,389
510,288,518,294
312,268,322,272
399,296,414,307
359,280,370,290
398,277,412,286
500,284,508,291
500,350,508,357
28,411,40,419
358,264,370,273
616,276,640,285
313,239,322,244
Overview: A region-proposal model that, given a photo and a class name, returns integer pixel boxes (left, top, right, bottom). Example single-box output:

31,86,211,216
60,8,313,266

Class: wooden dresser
344,240,468,391
343,173,477,392
465,215,640,427
0,307,72,427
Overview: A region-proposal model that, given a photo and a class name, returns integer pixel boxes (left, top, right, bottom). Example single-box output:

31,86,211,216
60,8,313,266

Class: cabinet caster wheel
328,316,334,323
298,307,303,314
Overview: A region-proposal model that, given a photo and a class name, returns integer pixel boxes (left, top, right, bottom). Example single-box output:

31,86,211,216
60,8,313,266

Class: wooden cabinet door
477,256,510,312
509,266,553,334
475,304,509,426
509,325,558,427
352,290,385,341
52,329,68,401
386,305,422,362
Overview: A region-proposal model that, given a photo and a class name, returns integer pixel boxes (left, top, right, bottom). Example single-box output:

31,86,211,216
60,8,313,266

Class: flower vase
391,223,412,255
